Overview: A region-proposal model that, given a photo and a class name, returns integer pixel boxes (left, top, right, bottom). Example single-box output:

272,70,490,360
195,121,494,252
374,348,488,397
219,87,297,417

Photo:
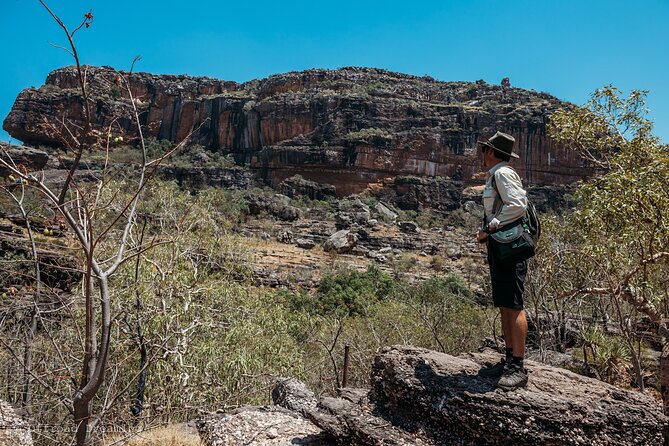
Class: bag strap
491,174,503,216
485,166,527,230
483,172,503,225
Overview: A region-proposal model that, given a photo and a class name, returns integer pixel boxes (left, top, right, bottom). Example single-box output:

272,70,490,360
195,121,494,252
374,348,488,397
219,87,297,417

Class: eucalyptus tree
547,86,669,409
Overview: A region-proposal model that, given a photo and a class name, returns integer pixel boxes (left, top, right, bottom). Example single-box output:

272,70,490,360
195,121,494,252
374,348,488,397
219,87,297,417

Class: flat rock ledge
199,347,667,446
0,401,33,446
196,405,332,446
369,346,667,445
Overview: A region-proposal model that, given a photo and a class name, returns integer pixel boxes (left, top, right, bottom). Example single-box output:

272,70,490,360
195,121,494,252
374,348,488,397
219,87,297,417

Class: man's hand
476,229,488,243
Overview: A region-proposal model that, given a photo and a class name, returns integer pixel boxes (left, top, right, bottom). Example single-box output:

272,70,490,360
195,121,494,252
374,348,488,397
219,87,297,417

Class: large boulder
0,401,33,446
272,378,318,416
322,230,358,254
374,201,399,221
273,347,667,446
369,346,667,445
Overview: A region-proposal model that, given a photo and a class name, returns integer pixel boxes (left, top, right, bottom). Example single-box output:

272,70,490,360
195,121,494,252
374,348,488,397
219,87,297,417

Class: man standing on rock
475,132,529,390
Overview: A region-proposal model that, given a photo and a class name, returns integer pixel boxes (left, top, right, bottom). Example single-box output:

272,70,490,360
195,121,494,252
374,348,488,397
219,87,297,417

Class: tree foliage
542,86,669,399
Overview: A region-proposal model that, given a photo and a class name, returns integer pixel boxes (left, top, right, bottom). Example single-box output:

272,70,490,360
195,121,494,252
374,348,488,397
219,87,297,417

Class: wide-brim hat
477,131,519,159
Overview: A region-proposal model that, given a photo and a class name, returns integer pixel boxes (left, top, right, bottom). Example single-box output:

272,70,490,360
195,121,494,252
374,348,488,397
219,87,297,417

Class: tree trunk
21,309,38,416
660,338,669,414
73,396,92,446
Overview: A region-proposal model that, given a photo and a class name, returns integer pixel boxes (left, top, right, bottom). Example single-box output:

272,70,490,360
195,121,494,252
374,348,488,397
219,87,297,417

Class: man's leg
501,307,527,358
499,309,513,361
497,307,529,390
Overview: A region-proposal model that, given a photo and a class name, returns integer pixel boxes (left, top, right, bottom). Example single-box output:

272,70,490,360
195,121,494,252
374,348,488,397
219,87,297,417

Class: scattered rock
192,151,211,164
351,246,369,256
463,200,483,217
296,238,316,249
398,221,418,233
366,251,387,263
446,247,462,259
322,230,358,254
374,202,399,221
422,244,438,255
277,230,294,244
334,212,352,229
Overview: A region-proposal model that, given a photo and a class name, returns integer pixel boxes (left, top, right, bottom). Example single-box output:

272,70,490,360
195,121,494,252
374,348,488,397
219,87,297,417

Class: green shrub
110,86,121,99
287,265,398,318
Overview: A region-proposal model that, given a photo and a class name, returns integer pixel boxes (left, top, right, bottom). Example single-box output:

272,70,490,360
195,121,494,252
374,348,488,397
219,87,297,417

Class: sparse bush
579,326,632,386
389,253,418,279
430,255,446,271
365,81,384,95
110,86,122,99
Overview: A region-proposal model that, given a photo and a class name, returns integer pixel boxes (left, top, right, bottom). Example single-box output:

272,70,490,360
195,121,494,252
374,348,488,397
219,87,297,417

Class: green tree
547,86,669,410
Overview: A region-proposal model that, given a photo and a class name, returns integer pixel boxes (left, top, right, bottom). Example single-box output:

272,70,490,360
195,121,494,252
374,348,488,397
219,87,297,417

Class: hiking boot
477,357,509,378
497,363,528,390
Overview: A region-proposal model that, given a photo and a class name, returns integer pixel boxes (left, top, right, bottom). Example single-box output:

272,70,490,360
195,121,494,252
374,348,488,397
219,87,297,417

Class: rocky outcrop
0,144,49,177
278,175,336,200
0,401,33,446
270,346,667,446
157,165,260,190
197,406,332,446
245,192,301,221
5,66,591,200
380,175,463,212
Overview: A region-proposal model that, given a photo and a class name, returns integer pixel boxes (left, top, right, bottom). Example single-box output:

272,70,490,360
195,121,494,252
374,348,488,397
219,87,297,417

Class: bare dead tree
0,167,41,417
0,3,196,444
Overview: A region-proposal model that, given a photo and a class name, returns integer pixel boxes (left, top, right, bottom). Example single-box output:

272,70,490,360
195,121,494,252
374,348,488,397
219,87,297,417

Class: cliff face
4,66,589,195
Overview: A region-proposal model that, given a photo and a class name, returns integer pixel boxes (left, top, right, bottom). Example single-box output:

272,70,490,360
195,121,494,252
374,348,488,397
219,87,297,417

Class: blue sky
2,0,668,143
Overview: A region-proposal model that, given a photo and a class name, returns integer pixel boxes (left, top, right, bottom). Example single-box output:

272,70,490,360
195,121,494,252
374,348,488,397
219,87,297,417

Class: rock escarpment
200,346,667,445
5,66,591,198
0,144,48,177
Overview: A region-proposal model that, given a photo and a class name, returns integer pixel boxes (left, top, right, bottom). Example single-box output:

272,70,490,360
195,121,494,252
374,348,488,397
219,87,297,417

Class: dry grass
106,424,203,446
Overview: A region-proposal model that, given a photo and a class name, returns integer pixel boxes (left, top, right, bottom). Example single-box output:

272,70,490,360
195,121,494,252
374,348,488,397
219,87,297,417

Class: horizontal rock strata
5,66,592,198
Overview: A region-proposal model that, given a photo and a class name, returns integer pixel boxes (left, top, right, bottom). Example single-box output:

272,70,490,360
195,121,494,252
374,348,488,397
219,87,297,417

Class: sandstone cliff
4,66,589,196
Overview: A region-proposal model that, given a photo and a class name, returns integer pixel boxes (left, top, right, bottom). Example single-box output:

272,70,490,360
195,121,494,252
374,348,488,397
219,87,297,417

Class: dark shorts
487,240,527,310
